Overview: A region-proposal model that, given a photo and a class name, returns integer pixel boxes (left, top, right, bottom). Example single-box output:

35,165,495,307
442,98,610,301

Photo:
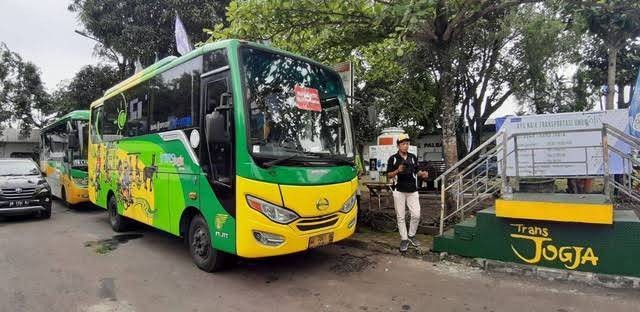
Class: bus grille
296,214,339,231
1,187,37,199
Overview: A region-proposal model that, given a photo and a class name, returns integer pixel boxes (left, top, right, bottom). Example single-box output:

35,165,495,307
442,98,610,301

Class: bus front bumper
236,206,358,258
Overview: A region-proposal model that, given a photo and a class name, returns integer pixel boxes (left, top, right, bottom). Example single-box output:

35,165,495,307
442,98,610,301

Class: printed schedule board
497,109,630,176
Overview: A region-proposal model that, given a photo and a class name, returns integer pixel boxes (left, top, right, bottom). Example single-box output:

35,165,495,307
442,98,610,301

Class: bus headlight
246,195,299,224
72,177,88,186
340,193,357,213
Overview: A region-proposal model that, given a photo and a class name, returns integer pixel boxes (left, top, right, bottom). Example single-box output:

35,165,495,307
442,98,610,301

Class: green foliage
0,43,52,136
52,64,120,113
69,0,229,71
206,0,424,145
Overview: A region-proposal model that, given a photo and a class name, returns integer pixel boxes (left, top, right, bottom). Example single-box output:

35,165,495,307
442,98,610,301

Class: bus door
201,71,235,218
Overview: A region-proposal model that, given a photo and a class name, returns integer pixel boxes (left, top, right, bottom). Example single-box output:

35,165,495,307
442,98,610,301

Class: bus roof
41,110,90,132
89,39,336,109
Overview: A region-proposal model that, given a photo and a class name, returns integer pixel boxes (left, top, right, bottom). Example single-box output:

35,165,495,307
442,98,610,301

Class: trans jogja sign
497,109,629,177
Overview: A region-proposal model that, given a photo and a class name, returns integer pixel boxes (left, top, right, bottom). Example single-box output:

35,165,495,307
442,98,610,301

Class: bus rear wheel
61,187,73,208
108,195,129,232
188,214,231,272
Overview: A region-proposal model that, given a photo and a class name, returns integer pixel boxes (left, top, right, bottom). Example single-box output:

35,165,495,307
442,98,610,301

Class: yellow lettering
510,234,552,264
581,248,599,266
543,245,557,261
510,224,525,233
510,226,598,270
559,247,583,270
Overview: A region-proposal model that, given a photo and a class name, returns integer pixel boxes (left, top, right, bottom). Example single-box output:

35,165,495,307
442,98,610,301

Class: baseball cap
396,133,410,144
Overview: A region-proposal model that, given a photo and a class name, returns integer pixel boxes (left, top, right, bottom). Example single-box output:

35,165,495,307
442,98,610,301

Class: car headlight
340,193,357,213
246,195,299,224
72,177,88,186
35,184,50,194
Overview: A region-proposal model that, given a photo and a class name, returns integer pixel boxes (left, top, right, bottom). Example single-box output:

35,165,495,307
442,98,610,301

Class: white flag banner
175,14,192,56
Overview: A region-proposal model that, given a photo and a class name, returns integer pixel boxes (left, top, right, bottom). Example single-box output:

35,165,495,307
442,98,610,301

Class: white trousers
392,191,421,240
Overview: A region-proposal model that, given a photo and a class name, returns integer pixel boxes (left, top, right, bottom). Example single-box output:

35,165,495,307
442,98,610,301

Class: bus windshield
71,120,89,169
242,47,354,161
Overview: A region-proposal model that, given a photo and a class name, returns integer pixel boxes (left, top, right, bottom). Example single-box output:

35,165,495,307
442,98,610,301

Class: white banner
498,109,629,176
368,145,418,171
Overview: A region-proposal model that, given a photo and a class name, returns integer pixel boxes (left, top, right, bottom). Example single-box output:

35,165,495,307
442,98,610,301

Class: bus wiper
301,152,354,166
263,155,301,168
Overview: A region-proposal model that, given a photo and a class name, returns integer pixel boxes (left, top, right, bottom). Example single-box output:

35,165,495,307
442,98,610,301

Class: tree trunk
437,45,459,211
606,46,618,110
617,84,627,109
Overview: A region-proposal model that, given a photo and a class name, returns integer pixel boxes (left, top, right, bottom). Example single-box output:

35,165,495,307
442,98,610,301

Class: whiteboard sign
498,109,629,176
368,145,418,171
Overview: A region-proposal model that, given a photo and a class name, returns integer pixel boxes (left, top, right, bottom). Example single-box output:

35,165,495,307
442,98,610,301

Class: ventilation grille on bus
296,214,339,231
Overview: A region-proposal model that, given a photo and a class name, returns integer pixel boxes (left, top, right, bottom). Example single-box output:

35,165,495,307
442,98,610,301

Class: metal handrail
434,130,505,184
604,123,640,148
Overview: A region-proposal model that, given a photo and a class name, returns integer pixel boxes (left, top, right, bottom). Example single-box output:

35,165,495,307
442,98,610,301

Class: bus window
102,96,124,141
91,106,103,143
150,57,200,132
124,83,150,137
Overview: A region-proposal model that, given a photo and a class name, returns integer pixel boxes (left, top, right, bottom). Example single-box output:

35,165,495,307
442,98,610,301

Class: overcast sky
0,0,98,91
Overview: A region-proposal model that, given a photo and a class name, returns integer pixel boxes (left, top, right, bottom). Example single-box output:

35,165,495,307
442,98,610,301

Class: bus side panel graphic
89,132,236,254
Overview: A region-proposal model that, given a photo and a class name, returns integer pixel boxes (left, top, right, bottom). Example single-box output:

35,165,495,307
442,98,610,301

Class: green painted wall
434,208,640,277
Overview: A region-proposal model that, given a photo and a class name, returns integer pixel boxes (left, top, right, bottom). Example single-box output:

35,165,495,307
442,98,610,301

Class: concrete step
454,217,478,241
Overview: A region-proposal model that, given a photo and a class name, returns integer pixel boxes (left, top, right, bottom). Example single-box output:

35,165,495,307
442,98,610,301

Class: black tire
61,187,73,208
188,214,232,272
40,206,51,219
108,195,128,232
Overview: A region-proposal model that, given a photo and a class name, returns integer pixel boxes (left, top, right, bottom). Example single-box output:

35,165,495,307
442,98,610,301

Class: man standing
387,134,428,252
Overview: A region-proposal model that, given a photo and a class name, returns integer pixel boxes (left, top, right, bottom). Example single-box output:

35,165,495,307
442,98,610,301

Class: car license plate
9,201,29,207
308,232,334,249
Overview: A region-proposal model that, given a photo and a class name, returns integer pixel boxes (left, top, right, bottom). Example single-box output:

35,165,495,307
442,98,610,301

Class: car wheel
40,206,51,219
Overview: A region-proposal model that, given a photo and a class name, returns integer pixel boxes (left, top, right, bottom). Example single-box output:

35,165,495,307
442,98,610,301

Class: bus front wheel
108,195,129,232
188,214,231,272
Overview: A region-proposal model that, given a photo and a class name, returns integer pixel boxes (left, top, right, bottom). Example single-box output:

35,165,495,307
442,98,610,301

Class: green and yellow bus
40,110,91,206
88,39,358,271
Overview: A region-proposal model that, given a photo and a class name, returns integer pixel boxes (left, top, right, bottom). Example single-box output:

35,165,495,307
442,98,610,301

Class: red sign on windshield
294,85,321,112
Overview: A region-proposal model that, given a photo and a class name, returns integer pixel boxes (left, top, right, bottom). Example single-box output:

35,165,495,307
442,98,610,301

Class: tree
0,43,52,136
206,0,426,150
577,40,640,109
69,0,229,77
395,0,544,173
52,64,120,113
572,1,640,109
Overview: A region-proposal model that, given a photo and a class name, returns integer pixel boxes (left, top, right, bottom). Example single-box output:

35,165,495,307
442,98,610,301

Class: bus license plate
308,233,334,249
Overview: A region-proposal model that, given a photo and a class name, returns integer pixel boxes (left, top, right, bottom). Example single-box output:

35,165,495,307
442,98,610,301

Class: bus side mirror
205,111,229,144
63,155,69,163
219,92,232,110
68,131,79,149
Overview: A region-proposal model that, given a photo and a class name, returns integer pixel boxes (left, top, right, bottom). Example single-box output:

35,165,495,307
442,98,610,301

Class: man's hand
418,170,428,179
398,164,406,173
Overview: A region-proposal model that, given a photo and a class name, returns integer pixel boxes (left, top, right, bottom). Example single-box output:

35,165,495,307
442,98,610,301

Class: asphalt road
1,200,638,312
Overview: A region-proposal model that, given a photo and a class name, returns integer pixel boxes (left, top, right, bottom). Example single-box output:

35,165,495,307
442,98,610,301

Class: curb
476,258,640,289
341,238,640,289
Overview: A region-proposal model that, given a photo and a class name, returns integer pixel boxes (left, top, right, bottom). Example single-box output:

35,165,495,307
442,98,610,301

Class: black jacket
387,152,419,193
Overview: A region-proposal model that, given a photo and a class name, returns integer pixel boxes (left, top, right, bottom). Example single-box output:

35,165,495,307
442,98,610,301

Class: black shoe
408,236,420,247
399,240,409,252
